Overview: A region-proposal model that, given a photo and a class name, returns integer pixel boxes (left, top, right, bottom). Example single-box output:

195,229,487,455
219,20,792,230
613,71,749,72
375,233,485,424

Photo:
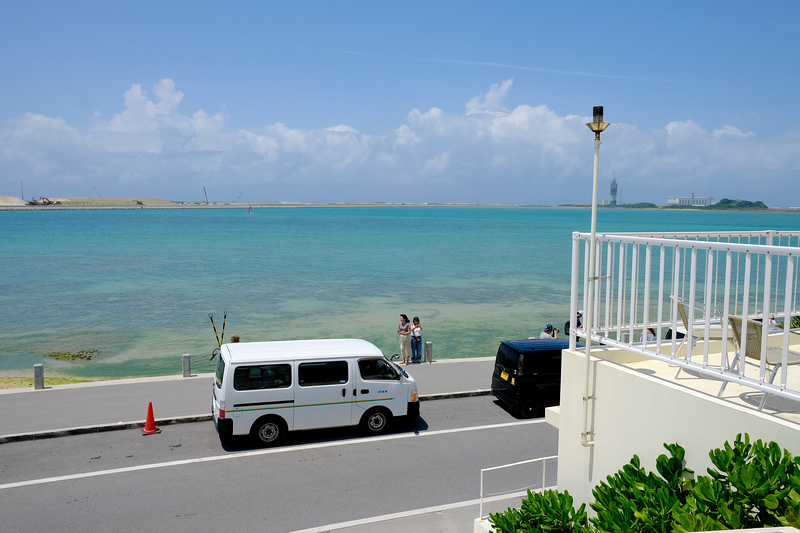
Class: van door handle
342,388,346,397
360,389,369,395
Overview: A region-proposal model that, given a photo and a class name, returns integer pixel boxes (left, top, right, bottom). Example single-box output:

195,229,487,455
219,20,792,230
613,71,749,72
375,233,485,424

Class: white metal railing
478,455,557,519
568,230,800,407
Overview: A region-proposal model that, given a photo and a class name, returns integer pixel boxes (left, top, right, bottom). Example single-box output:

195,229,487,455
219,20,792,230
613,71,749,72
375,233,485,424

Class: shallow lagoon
1,206,797,378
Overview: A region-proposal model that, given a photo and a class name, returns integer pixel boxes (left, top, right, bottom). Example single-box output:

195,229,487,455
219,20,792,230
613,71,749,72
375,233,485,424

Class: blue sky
1,1,799,206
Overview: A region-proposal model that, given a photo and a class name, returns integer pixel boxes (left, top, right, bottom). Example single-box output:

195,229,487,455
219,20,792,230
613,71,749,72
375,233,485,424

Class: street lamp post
581,106,609,447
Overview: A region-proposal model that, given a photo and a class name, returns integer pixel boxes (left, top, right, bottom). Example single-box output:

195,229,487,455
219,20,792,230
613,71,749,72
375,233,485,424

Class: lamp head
586,105,610,134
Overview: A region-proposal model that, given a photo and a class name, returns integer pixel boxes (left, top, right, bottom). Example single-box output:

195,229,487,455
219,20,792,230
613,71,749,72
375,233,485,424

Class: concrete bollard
34,363,44,390
425,341,433,363
182,354,191,377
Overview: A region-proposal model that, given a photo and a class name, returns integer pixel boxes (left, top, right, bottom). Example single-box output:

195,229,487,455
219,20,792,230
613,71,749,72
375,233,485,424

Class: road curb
0,390,491,443
0,414,212,444
419,390,491,401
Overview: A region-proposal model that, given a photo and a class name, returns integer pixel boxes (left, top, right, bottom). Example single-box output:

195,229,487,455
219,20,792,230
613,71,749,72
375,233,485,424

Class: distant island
669,198,769,210
566,198,772,211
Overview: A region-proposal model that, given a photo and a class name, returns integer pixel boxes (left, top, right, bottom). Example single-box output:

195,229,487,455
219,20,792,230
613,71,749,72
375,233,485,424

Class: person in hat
540,324,558,339
564,310,583,336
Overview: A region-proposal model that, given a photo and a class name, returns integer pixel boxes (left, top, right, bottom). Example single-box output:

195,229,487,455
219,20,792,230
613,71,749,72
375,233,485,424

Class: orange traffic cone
141,401,162,435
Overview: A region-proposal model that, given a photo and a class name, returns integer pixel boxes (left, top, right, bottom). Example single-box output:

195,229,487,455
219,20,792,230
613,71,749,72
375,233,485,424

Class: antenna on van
219,311,227,345
209,312,226,360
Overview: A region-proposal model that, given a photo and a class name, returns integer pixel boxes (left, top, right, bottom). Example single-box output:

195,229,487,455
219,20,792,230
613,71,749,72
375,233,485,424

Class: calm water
1,206,797,378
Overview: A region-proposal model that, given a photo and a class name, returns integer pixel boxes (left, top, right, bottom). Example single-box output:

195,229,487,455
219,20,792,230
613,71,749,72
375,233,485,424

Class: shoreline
2,197,563,210
2,196,796,211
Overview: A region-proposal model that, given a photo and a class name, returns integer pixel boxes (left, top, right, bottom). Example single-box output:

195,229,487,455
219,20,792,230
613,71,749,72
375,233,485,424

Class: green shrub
673,434,800,531
590,443,692,533
487,435,800,532
489,489,589,533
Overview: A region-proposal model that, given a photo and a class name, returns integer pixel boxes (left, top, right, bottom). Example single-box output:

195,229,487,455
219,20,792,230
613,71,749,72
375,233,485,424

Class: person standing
768,316,780,332
398,314,412,365
410,317,423,363
564,310,583,336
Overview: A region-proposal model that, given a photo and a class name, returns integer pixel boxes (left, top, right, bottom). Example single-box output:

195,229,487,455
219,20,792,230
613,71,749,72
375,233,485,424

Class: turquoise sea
1,206,798,379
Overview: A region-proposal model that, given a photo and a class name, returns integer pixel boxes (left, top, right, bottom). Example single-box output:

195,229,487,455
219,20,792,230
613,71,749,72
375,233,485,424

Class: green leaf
765,494,780,510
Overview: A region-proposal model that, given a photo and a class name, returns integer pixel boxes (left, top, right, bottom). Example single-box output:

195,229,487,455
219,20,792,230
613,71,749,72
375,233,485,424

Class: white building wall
555,347,800,507
666,196,717,206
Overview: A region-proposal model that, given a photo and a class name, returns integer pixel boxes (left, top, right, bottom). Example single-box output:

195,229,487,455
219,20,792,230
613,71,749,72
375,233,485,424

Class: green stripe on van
228,397,395,414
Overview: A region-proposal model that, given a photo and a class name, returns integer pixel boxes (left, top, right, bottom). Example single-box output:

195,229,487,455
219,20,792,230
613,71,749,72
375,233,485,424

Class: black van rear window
496,344,521,370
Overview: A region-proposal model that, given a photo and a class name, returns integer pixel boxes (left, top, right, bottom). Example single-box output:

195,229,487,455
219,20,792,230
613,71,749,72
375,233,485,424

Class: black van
491,338,574,418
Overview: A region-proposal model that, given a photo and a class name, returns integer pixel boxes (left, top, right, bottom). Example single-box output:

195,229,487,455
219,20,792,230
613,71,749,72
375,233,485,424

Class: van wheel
519,400,541,419
361,408,391,435
251,417,286,446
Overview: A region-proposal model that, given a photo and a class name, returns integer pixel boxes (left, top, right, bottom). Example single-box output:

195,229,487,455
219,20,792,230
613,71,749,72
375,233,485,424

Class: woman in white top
410,317,423,363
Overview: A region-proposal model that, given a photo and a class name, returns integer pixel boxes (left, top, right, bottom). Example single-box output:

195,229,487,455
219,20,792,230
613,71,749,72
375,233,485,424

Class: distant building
610,178,617,206
667,193,717,207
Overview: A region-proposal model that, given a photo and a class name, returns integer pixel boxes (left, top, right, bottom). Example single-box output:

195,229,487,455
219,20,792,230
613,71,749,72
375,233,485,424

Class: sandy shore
0,195,177,207
0,376,94,390
0,194,27,206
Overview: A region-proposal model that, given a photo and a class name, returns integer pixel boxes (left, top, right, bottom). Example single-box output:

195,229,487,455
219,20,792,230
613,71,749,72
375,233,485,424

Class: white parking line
0,419,545,491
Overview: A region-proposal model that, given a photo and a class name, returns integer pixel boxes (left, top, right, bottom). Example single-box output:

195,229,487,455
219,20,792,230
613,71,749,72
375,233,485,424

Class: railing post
616,244,626,342
182,354,191,377
425,342,432,363
569,232,580,351
604,241,614,335
780,257,795,388
479,469,484,519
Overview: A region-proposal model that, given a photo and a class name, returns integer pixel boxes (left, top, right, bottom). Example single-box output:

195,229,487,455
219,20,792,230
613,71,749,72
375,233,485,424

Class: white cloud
465,79,513,116
2,78,800,206
712,125,755,139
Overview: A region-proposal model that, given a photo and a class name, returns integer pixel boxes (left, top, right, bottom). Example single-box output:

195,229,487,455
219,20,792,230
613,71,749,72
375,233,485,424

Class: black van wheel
361,408,391,435
251,416,286,446
519,399,541,419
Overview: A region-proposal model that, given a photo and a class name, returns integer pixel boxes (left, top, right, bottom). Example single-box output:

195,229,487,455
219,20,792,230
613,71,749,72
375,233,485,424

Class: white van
212,339,420,445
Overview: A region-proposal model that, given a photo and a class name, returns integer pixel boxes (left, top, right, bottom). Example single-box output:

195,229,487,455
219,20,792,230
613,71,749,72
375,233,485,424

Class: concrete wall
556,347,800,506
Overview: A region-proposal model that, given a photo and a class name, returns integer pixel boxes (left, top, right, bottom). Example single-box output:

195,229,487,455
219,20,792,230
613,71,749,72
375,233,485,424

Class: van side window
232,364,292,391
358,358,398,381
215,356,225,389
299,361,349,386
522,351,560,373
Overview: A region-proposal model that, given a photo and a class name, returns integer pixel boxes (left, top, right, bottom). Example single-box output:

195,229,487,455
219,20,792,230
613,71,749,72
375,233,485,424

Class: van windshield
358,358,399,381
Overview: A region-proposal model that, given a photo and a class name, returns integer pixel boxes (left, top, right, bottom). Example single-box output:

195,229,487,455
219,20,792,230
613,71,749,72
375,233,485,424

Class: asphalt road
0,395,558,533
